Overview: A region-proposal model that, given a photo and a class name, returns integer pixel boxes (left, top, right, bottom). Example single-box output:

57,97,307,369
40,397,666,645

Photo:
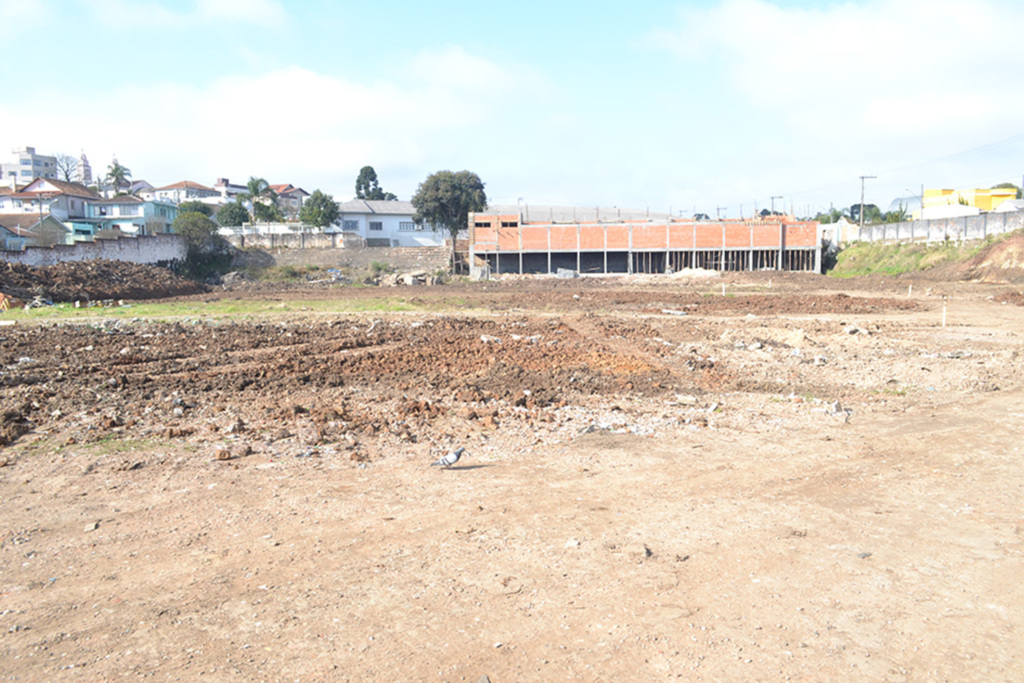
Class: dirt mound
960,233,1024,283
0,260,208,302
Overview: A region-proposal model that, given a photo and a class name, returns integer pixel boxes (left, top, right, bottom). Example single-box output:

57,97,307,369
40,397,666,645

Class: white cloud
0,48,550,199
649,0,1024,206
653,0,1024,135
0,0,48,38
81,0,287,28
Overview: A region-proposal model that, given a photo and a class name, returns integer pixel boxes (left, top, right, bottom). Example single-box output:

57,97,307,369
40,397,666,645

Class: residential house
214,178,248,200
0,214,72,249
130,180,156,200
0,178,175,241
336,199,440,247
1,146,58,185
66,196,178,239
0,178,98,222
270,183,310,219
153,180,220,205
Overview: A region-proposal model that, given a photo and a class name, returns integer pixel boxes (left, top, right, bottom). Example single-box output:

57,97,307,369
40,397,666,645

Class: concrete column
749,225,754,271
628,223,633,274
547,226,552,275
577,224,581,273
777,223,783,271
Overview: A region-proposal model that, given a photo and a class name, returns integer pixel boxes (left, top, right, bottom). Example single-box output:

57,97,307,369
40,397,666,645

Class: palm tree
238,176,279,223
106,158,131,196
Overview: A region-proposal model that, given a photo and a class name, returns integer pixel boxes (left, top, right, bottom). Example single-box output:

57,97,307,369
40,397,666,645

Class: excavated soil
1,272,1023,681
0,261,208,303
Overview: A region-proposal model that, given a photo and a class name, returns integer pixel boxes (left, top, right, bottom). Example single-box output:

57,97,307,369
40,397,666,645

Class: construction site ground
1,266,1023,681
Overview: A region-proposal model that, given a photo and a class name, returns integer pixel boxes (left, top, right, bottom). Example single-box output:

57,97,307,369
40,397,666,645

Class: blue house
67,196,178,240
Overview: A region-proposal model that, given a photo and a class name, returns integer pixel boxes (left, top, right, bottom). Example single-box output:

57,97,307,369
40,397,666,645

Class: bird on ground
430,446,465,469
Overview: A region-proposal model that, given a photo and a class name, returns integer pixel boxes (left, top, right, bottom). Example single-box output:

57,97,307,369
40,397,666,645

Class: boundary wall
1,234,185,267
223,232,353,250
852,212,1024,245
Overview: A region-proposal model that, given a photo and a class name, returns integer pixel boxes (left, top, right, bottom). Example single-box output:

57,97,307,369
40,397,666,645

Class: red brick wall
469,215,818,253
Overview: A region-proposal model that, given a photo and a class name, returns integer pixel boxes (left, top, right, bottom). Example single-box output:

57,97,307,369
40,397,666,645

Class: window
501,221,517,228
342,220,358,232
20,159,30,165
474,221,491,228
369,221,383,231
398,221,416,231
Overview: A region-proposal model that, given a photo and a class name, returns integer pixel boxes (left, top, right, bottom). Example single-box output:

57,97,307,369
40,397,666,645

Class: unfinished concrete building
468,212,822,275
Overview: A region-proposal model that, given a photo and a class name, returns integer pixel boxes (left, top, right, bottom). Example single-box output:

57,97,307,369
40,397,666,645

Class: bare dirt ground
2,270,1024,681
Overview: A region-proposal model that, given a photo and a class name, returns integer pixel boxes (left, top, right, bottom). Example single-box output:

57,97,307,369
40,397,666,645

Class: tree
179,200,212,217
355,165,398,201
172,211,223,276
849,203,881,224
884,202,909,223
106,159,131,194
238,176,279,223
254,201,284,223
814,207,846,224
216,202,250,227
54,153,78,182
411,170,487,273
299,189,340,229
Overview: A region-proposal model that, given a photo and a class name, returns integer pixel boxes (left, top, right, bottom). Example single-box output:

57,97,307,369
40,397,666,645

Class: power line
704,131,1024,217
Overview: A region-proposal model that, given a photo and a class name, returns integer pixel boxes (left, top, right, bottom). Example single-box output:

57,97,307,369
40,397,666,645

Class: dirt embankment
0,261,208,303
962,233,1024,283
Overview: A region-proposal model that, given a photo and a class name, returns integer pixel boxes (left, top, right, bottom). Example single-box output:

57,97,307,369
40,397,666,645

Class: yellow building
923,187,1016,212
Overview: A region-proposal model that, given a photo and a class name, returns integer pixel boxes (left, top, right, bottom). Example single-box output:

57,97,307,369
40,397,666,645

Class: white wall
0,233,186,266
339,213,442,247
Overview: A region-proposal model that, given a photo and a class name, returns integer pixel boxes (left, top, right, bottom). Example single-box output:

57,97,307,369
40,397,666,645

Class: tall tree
355,165,398,201
238,176,279,223
172,210,222,277
299,189,340,228
849,203,881,224
54,153,78,182
411,170,487,273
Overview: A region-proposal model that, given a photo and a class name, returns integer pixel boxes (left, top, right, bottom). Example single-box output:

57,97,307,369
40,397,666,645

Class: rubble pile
0,260,208,303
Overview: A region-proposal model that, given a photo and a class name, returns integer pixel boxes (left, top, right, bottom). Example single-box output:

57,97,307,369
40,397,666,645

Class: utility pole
859,175,876,232
770,196,782,215
716,206,726,220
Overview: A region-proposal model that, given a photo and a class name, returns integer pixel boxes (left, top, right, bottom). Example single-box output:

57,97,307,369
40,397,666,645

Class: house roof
271,184,310,197
154,180,216,192
338,199,416,216
93,195,145,205
17,178,100,199
0,213,68,236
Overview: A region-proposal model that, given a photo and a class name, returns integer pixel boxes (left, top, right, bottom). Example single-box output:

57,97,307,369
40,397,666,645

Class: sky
3,0,1024,218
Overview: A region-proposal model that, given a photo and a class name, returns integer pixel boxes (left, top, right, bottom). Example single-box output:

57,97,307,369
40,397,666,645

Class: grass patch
0,296,426,322
240,264,325,282
829,239,986,278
